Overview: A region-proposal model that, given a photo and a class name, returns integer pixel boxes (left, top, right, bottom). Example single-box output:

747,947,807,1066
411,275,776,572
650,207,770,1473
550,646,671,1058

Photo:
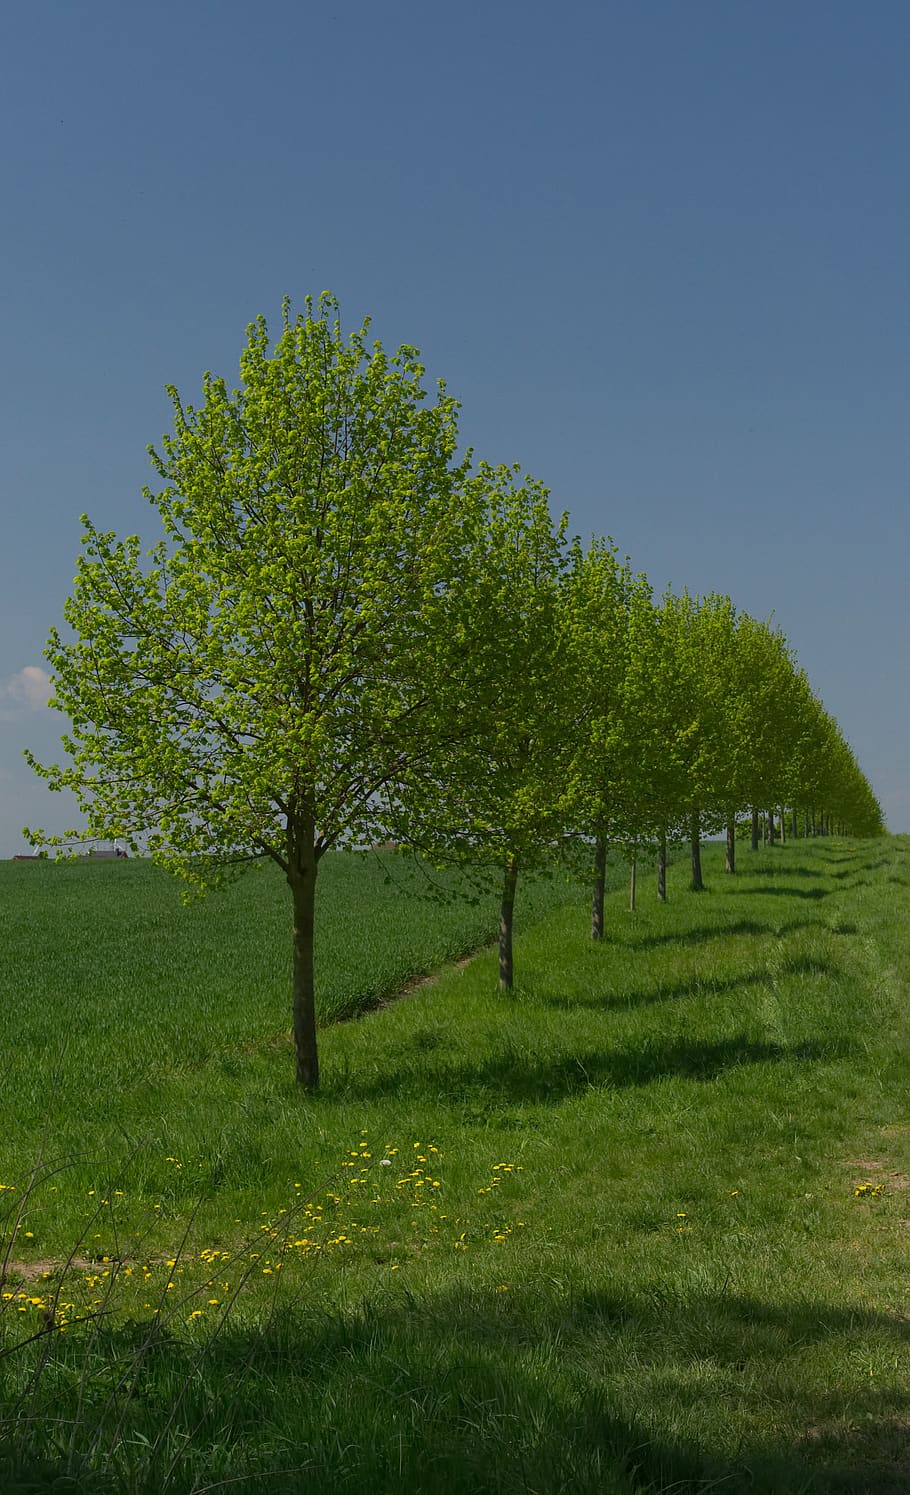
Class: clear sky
2,0,908,852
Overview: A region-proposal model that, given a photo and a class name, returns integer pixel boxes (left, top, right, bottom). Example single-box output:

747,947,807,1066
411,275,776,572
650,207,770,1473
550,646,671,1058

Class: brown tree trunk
591,835,607,940
657,833,667,902
690,812,704,892
289,850,319,1089
629,854,637,912
751,808,760,851
768,808,776,846
804,808,809,839
499,857,518,990
725,817,736,874
779,806,786,845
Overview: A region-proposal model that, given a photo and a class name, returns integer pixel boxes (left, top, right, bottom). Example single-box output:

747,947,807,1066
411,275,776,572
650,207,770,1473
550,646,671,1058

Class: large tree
26,295,478,1088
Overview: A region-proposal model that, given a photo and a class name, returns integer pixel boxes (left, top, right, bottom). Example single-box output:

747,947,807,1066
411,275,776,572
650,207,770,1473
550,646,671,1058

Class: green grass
3,835,910,1492
0,849,587,1165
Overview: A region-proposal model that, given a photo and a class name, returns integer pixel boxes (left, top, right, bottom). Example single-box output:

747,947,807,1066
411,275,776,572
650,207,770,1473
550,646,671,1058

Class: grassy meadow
2,835,910,1492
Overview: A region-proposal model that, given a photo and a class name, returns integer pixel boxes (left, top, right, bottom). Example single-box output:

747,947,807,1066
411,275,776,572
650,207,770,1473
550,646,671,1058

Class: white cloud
0,666,53,718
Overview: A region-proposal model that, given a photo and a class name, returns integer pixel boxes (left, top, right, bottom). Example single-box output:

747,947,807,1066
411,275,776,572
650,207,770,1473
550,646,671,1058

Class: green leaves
397,462,576,873
26,297,479,886
24,294,884,1077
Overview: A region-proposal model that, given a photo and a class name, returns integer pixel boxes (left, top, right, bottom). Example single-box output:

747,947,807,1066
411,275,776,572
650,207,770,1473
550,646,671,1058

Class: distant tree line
25,295,885,1088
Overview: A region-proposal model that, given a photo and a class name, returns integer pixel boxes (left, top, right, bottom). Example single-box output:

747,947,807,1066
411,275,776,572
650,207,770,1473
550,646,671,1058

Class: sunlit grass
2,835,910,1491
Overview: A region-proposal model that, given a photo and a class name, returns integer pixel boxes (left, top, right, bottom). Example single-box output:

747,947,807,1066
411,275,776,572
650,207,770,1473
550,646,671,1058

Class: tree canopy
26,294,480,1086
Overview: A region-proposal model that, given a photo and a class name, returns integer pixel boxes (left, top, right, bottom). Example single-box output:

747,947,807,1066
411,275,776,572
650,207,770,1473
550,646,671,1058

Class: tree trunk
289,854,319,1089
779,806,786,845
591,835,607,940
751,808,760,852
725,817,736,874
768,808,776,846
629,854,637,912
792,807,799,839
804,808,809,839
499,857,518,990
690,812,704,892
657,833,667,902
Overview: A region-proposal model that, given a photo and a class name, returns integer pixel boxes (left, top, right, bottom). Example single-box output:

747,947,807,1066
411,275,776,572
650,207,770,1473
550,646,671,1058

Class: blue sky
2,0,908,851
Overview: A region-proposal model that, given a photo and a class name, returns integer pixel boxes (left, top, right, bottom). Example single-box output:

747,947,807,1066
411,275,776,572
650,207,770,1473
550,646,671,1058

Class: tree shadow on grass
331,1034,851,1107
625,917,826,951
535,956,841,1015
747,885,831,901
627,918,772,949
5,1284,910,1493
538,968,770,1012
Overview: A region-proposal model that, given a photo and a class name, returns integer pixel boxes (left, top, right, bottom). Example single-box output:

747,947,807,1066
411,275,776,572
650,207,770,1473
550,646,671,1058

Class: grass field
0,849,588,1175
2,835,910,1492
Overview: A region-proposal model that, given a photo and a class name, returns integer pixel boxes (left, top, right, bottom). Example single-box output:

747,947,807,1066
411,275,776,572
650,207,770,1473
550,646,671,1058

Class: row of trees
26,296,884,1088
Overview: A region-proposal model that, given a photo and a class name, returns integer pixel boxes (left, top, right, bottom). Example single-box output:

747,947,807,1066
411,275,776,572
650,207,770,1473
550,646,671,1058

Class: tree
598,585,694,903
562,538,649,935
635,590,729,893
395,464,572,989
786,686,885,839
25,295,478,1089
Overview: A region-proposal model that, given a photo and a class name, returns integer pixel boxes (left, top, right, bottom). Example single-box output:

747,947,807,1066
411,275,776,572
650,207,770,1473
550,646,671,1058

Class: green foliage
561,536,651,846
25,294,476,883
399,463,574,872
22,290,884,1089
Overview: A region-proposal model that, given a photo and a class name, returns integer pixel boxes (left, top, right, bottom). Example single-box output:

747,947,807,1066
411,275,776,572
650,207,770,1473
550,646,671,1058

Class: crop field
0,850,592,1173
2,836,910,1492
